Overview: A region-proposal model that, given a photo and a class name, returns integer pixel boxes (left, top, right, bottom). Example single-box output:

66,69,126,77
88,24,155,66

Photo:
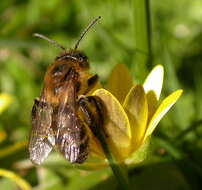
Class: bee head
56,50,89,70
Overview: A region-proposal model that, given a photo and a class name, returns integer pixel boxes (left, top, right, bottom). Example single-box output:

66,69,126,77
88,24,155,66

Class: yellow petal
107,64,134,104
93,89,131,161
0,93,13,114
145,90,158,120
143,65,164,100
144,90,183,141
123,85,148,151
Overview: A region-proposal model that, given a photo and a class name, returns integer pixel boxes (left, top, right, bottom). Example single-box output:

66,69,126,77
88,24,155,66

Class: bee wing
29,98,55,165
55,71,89,163
56,115,89,163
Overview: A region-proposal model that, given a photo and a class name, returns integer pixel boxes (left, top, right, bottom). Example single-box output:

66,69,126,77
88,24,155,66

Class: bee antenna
33,33,66,51
74,16,101,50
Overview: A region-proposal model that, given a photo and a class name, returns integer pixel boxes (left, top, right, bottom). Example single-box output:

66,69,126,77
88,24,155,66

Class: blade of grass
132,0,151,80
0,169,32,190
174,120,202,141
0,140,27,159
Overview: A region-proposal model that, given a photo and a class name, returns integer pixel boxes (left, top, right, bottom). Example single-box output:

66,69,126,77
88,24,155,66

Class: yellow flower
0,93,13,114
77,64,183,169
0,93,12,143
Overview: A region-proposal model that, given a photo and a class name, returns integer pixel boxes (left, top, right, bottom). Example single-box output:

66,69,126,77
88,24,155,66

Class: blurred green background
0,0,202,189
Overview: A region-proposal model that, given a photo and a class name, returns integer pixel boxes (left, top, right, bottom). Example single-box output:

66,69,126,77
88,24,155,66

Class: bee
29,16,103,165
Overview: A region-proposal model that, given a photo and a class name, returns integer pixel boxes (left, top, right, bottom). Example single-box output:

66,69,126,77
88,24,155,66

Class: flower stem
96,130,130,190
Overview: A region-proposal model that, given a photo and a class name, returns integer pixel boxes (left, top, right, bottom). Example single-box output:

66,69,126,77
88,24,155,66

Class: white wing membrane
29,99,54,165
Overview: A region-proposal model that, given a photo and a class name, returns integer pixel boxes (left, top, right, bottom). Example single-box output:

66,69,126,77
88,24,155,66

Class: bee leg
87,74,98,88
78,96,105,137
84,74,99,94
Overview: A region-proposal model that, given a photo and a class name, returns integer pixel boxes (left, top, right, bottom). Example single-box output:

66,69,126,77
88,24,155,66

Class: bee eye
79,57,83,62
71,52,88,62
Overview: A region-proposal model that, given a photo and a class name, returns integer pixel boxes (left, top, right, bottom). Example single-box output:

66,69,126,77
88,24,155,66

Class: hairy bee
29,17,102,165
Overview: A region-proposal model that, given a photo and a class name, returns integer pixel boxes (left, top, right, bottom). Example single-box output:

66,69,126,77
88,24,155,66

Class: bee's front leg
83,74,99,95
78,96,105,137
